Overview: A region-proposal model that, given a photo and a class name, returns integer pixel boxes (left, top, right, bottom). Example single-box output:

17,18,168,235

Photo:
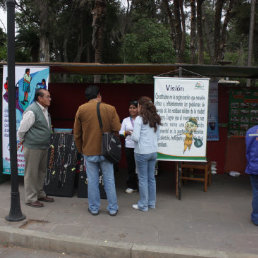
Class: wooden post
176,162,182,200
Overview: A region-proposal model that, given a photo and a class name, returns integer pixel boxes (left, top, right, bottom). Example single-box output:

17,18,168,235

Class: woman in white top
131,96,161,212
119,100,139,193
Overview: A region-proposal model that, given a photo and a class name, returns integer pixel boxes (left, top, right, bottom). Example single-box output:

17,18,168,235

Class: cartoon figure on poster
183,117,203,153
173,117,203,154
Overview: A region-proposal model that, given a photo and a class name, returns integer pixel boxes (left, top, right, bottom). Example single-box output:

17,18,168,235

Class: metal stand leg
176,162,182,200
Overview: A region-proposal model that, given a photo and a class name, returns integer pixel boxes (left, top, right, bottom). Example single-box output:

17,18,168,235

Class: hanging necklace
45,144,55,186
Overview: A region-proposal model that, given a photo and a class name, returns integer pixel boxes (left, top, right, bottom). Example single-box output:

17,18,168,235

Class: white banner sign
154,77,210,162
2,65,50,175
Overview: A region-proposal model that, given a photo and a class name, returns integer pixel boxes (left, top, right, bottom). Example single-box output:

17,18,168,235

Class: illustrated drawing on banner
2,65,50,175
154,77,210,162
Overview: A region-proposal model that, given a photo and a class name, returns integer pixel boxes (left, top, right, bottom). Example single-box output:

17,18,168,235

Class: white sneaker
132,204,139,210
125,188,136,194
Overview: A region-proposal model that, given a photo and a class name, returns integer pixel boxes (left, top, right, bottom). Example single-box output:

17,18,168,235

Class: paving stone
0,172,257,257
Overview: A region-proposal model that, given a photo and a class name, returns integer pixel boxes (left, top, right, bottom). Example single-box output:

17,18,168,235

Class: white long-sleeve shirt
17,102,50,142
119,116,136,148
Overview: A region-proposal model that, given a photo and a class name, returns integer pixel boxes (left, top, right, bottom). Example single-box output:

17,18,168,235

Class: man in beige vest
74,85,120,216
17,89,54,208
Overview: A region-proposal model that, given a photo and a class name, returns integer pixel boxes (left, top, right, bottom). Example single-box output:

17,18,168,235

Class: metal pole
179,67,182,77
178,162,182,200
5,0,26,222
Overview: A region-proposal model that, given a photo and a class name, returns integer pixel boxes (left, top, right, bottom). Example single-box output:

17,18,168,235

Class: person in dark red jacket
245,125,258,226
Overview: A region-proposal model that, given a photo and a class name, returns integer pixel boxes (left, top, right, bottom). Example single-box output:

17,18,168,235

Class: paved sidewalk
0,170,257,258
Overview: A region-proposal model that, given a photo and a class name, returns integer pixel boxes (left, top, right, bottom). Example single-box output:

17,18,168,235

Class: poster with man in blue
2,66,50,175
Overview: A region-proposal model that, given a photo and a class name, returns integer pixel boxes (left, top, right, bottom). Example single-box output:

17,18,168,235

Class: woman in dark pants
120,100,138,193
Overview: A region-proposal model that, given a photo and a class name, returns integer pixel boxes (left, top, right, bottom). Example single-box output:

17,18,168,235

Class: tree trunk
63,38,68,62
173,0,183,62
196,0,204,64
218,0,234,61
92,0,107,83
162,0,176,51
73,12,85,62
247,0,256,67
203,7,214,62
179,0,186,62
247,0,256,86
38,0,50,62
190,0,197,63
213,0,225,64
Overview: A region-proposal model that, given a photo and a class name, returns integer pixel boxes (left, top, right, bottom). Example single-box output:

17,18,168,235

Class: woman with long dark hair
131,96,161,211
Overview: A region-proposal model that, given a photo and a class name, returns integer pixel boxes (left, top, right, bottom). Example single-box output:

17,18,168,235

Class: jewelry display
45,144,54,186
44,133,78,197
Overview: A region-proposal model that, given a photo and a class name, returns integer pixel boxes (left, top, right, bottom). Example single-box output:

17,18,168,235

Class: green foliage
0,0,6,9
122,18,175,63
0,28,7,61
224,51,247,66
1,0,257,82
227,1,258,65
15,22,40,61
231,2,251,35
102,0,123,63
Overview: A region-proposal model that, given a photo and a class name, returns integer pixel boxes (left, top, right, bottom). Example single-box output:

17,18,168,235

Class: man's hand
17,140,24,151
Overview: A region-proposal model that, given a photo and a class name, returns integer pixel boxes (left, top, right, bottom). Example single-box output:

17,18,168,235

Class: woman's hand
125,130,132,136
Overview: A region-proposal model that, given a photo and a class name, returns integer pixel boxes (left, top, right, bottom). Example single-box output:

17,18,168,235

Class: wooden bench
181,161,212,192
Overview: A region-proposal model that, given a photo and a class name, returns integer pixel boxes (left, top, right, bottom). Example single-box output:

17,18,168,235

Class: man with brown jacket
74,85,121,216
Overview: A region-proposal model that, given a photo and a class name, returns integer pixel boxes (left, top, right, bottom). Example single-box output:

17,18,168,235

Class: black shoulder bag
97,102,121,164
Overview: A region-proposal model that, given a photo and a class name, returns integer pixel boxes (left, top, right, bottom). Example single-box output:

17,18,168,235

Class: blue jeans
84,155,118,214
250,175,258,225
134,152,157,211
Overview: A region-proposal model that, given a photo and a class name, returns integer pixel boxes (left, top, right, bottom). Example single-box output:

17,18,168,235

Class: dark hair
42,79,46,84
34,89,46,101
138,96,161,132
25,68,30,73
129,100,138,108
85,85,100,101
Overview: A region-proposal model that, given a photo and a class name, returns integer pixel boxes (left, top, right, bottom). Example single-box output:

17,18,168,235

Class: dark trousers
125,148,138,190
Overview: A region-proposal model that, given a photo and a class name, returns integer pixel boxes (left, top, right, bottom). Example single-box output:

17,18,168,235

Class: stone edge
0,226,257,258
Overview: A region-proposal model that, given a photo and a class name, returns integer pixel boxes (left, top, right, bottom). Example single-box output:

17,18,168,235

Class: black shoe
88,208,99,216
109,210,118,216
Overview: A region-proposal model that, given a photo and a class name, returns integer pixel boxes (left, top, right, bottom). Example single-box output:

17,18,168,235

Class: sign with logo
154,77,210,162
2,65,50,175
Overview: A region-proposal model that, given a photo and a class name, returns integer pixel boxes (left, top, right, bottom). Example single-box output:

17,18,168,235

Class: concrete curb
0,226,257,258
0,226,132,258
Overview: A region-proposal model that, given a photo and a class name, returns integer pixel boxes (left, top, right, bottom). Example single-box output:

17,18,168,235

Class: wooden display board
228,88,258,136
